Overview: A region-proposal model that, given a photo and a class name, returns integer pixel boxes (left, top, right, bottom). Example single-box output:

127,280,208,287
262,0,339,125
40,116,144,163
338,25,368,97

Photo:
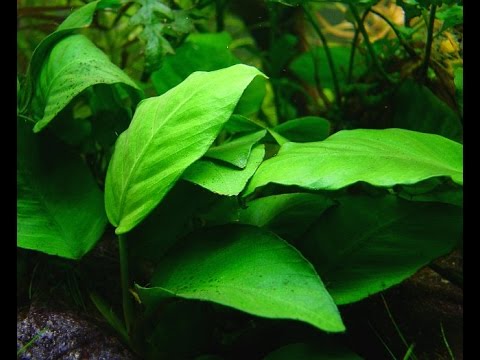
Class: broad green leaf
151,32,239,95
205,130,266,168
136,224,345,333
105,64,266,234
203,193,334,241
245,128,463,196
298,195,462,304
264,342,362,360
274,116,330,142
389,79,462,142
182,145,265,196
17,120,107,259
290,46,366,90
20,1,100,113
32,34,140,132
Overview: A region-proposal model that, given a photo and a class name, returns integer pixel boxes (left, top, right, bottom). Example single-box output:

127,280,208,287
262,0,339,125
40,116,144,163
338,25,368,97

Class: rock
17,305,136,360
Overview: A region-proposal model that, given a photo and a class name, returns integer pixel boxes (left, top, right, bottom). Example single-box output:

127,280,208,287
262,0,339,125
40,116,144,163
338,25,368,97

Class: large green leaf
32,34,140,132
298,195,462,304
105,64,266,234
17,120,107,259
264,342,362,360
136,224,345,333
389,79,463,142
183,145,265,196
245,128,463,196
151,32,239,95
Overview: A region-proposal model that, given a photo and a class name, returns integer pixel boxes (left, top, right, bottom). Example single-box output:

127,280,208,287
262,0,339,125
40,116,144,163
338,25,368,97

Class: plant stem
402,344,416,360
348,3,395,84
420,5,437,83
369,8,417,58
302,4,341,106
118,234,134,334
347,8,369,84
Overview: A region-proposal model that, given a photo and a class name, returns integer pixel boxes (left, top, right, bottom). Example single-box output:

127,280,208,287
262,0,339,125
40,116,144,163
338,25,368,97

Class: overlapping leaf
32,34,140,132
136,224,345,333
105,64,266,234
17,120,107,259
20,1,100,114
298,195,462,304
245,128,463,196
